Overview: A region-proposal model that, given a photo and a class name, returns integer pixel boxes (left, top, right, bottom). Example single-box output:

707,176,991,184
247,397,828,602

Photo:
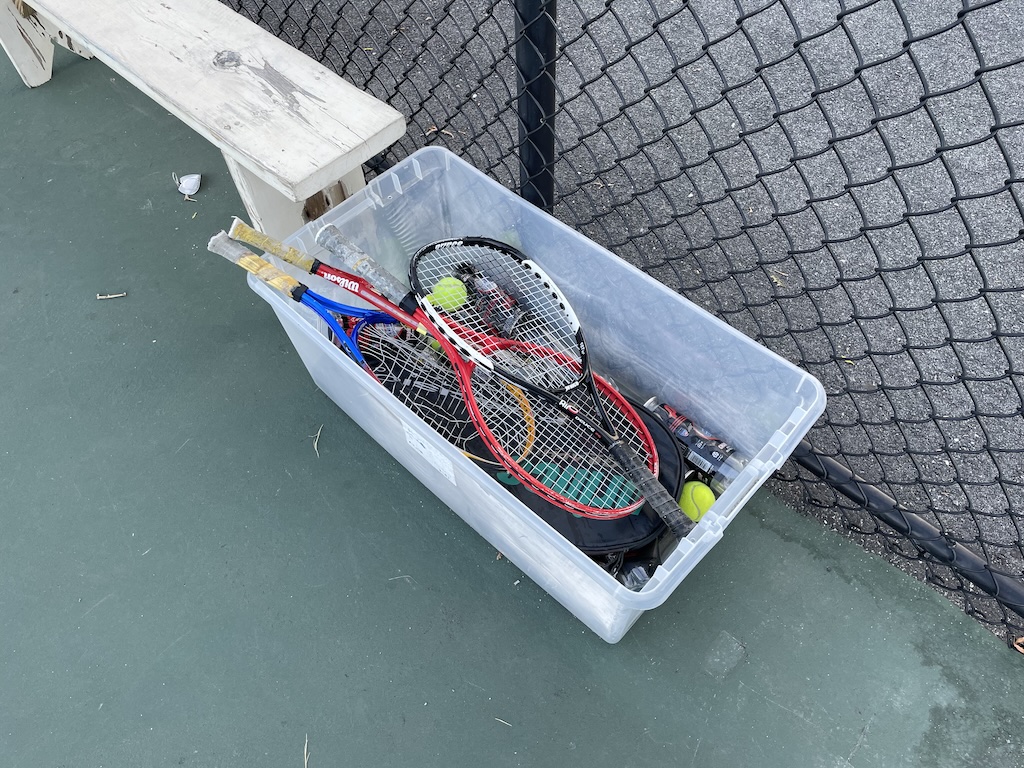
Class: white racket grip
209,231,255,264
315,224,410,306
608,442,695,539
208,231,303,297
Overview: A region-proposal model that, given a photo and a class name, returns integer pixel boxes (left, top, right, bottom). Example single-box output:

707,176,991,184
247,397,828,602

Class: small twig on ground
96,292,128,300
304,734,310,768
309,425,323,458
425,125,456,138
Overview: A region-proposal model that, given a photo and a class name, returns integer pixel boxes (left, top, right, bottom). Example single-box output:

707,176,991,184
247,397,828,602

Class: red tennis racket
314,224,693,537
227,220,683,529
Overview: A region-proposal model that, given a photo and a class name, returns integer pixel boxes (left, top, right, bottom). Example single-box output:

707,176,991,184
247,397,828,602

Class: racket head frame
410,237,590,389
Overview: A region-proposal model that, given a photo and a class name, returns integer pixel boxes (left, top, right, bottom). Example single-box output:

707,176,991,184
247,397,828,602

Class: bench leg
0,0,92,88
1,0,54,86
224,153,367,239
338,167,367,199
223,154,308,241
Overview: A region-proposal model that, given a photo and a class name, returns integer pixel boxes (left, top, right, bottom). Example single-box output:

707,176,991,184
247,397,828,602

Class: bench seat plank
27,0,405,203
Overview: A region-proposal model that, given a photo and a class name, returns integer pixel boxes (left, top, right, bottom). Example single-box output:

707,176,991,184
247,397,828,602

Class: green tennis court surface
1,50,1021,767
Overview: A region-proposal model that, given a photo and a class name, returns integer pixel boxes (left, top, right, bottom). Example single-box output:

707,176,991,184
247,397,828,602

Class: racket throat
557,398,581,416
554,398,614,444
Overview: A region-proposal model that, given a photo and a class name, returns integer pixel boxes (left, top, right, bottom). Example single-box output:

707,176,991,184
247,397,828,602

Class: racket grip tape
208,232,304,297
315,224,417,312
228,217,317,273
608,442,696,539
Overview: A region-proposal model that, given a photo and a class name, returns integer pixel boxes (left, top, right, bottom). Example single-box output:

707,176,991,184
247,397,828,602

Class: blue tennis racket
207,232,534,466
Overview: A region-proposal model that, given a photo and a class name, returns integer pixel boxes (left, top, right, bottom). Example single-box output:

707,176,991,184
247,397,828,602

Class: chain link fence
222,0,1024,646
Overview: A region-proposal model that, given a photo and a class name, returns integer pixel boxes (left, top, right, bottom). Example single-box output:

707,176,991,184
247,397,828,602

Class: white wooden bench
0,0,406,238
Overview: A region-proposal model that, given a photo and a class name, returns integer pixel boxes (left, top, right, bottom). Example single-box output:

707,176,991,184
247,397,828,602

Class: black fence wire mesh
221,0,1024,646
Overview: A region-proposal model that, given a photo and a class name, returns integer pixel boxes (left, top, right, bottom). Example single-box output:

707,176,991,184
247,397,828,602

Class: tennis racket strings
354,319,648,513
353,320,535,467
413,239,582,383
506,382,658,515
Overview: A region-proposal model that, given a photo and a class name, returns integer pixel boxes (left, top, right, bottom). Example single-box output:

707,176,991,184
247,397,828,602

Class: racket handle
208,232,304,298
608,442,695,539
228,217,317,273
316,224,416,311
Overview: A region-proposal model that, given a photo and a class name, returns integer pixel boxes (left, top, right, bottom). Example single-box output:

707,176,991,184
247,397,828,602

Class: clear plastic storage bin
246,147,826,643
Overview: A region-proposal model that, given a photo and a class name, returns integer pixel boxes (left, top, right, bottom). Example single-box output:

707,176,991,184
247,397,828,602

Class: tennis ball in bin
679,480,716,522
428,277,468,311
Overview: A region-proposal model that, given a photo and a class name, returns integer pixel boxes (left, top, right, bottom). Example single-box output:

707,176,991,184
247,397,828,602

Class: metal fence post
514,0,557,212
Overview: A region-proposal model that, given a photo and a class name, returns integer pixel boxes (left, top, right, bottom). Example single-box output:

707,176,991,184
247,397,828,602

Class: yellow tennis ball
430,277,468,311
679,480,716,522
